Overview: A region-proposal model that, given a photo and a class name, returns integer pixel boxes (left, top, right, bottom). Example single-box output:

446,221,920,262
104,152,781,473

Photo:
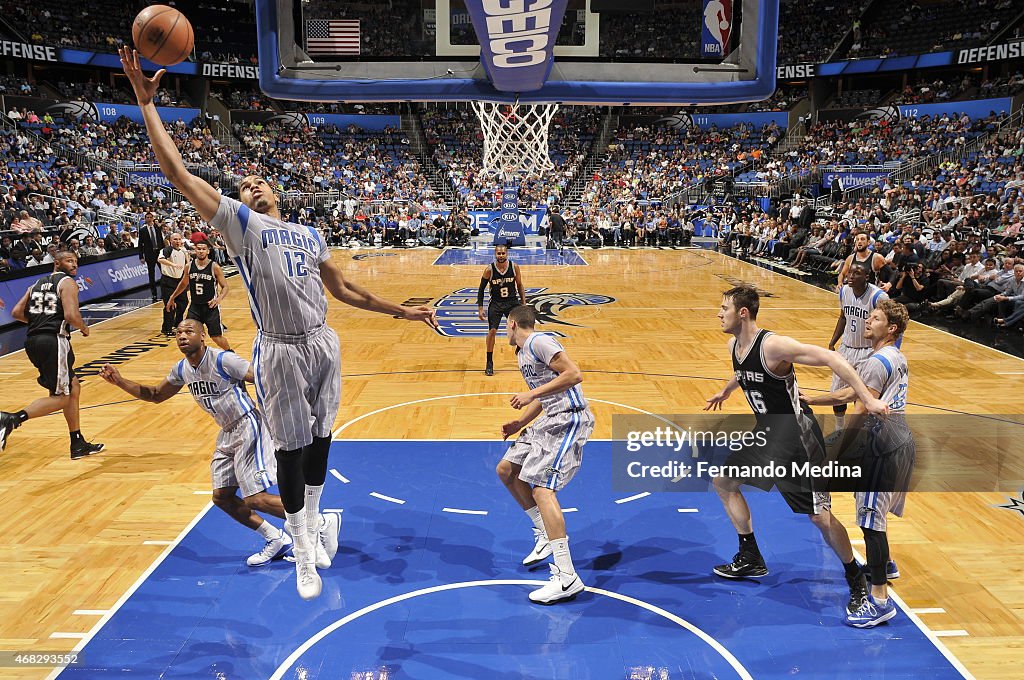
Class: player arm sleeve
310,226,330,264
531,334,565,366
217,350,252,382
208,195,248,256
477,277,488,306
859,357,889,396
166,362,186,386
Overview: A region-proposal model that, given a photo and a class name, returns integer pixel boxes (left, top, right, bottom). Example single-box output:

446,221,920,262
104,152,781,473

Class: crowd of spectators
893,75,975,105
847,0,1018,58
721,120,1024,331
780,0,870,64
420,106,598,209
231,120,440,207
739,111,1005,185
0,76,34,97
578,119,781,207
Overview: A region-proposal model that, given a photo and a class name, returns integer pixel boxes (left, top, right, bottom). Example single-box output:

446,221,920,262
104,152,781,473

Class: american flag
306,19,360,55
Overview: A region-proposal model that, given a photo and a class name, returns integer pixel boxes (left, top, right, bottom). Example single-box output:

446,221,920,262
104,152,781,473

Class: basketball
720,20,730,31
132,5,194,66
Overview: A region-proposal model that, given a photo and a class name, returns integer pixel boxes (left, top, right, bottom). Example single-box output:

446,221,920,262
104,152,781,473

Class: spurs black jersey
189,260,216,306
731,329,801,422
26,272,71,337
851,251,878,284
489,261,519,307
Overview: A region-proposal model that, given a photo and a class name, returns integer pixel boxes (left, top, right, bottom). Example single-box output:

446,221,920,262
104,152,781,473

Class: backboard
255,0,778,106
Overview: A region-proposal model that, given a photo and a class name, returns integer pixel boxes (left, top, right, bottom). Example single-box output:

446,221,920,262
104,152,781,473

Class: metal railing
840,106,1024,204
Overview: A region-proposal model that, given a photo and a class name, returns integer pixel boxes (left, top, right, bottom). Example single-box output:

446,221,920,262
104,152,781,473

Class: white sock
550,537,575,577
256,520,280,541
285,510,310,554
526,506,546,534
874,596,889,607
835,414,846,431
304,484,324,536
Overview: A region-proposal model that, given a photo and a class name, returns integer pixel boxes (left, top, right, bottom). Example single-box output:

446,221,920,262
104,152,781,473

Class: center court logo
431,287,616,337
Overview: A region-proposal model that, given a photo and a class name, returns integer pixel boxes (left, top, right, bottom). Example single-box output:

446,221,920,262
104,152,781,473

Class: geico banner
821,170,891,191
428,209,549,236
0,252,151,327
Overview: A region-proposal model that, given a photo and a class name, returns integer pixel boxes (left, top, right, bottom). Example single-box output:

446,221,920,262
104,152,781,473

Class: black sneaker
71,441,104,460
713,551,768,579
0,411,21,451
847,572,869,614
485,364,494,376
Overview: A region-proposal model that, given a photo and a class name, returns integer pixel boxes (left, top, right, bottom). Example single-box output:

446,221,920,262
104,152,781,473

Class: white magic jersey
518,332,588,416
862,344,912,450
839,283,888,349
166,348,257,430
210,196,330,335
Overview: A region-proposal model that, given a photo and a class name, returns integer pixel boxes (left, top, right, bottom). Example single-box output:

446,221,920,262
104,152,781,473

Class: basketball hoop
472,101,559,175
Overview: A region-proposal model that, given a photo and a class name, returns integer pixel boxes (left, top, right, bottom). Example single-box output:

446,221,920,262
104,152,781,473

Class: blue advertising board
303,113,400,131
92,102,200,125
821,170,892,191
127,171,173,187
428,209,548,236
0,252,152,327
896,97,1012,120
492,181,526,246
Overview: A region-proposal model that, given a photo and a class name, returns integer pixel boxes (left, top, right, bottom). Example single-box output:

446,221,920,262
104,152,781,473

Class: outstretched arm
320,257,437,327
119,47,220,222
100,364,183,403
763,334,887,415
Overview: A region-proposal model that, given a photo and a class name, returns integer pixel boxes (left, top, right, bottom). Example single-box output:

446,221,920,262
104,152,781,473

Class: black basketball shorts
187,304,224,337
487,303,517,330
25,333,75,396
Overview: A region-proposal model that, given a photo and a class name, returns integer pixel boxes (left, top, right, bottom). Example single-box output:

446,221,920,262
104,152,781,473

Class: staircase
401,106,458,208
562,109,618,208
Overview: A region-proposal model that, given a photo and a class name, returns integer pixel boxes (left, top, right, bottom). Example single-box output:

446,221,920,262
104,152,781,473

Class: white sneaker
529,564,585,605
246,530,292,567
294,551,322,601
320,512,341,563
523,528,552,568
308,523,331,570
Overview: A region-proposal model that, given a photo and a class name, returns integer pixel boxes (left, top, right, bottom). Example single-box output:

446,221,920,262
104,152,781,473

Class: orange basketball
132,5,194,66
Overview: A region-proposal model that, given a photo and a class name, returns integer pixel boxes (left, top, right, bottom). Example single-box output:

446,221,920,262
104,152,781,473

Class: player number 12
285,251,308,277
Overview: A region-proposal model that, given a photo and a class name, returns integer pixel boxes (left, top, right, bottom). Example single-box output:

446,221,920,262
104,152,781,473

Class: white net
471,101,559,175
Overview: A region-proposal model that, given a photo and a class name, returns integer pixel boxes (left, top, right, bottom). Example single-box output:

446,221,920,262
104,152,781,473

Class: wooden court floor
0,247,1021,679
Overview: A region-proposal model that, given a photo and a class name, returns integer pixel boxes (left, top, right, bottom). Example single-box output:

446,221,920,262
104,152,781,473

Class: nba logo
701,0,733,58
